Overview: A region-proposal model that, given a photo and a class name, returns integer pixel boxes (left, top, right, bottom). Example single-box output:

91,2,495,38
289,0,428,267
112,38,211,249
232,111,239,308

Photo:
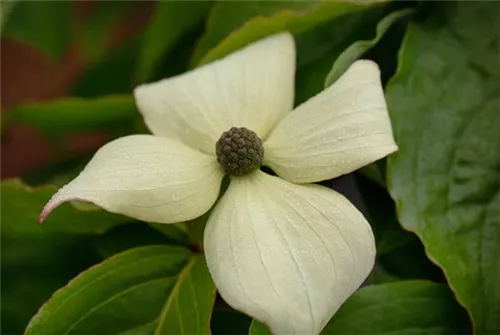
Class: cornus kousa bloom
41,32,397,334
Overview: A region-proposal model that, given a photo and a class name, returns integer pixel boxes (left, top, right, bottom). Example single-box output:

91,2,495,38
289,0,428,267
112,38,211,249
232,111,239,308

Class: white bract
41,33,397,334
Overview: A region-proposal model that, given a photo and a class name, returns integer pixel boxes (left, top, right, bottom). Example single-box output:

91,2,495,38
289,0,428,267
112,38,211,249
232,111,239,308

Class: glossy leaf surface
386,2,500,333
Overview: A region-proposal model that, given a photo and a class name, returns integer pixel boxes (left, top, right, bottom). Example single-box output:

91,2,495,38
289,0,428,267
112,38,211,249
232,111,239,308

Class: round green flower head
216,127,264,176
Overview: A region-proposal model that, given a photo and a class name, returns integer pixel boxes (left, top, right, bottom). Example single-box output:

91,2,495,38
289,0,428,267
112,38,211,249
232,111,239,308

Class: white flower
41,32,397,334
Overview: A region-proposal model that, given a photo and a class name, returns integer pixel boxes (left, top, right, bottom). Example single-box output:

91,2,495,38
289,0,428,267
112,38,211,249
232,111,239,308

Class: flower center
215,127,264,176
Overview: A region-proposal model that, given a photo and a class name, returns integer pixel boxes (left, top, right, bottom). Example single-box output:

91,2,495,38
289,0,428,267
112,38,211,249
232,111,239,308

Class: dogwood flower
41,32,397,334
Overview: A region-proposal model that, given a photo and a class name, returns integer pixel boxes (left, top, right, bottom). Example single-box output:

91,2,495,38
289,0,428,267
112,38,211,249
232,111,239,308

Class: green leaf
1,179,129,235
2,236,100,335
249,280,470,334
293,6,386,104
81,2,139,65
25,246,191,335
9,95,137,135
385,2,500,333
0,0,18,31
148,222,190,247
324,8,413,87
358,163,385,188
154,254,216,334
357,174,444,283
2,1,72,59
1,178,127,334
95,223,189,259
356,175,416,257
249,320,272,335
322,280,470,334
193,0,387,66
365,263,401,284
377,239,445,282
72,36,142,97
135,1,212,83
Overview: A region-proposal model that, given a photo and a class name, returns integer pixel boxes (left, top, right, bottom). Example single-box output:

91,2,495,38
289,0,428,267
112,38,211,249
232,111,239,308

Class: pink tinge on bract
39,195,94,223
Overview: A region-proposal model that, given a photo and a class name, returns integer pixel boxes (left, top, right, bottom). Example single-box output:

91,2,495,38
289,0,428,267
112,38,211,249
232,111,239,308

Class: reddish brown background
1,1,152,179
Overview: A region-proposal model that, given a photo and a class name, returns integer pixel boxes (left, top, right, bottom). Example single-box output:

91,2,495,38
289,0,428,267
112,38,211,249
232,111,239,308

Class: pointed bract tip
39,206,51,223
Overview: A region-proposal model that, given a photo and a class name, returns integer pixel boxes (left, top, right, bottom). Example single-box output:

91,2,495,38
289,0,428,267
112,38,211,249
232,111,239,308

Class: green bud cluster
216,127,264,176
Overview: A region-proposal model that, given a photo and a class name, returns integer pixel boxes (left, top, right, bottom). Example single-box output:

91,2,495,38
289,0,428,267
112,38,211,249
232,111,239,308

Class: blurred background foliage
1,1,498,334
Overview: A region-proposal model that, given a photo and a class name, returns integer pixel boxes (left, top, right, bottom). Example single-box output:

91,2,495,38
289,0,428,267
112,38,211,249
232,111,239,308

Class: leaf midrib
64,276,176,335
154,256,198,335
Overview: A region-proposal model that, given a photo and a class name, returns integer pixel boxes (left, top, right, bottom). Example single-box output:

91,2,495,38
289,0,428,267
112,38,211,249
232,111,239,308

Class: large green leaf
249,281,470,334
154,254,216,334
193,0,387,66
9,95,137,135
1,179,128,234
2,233,100,335
24,249,215,335
322,280,470,334
385,2,500,333
1,180,190,334
324,8,413,87
134,1,212,83
2,1,72,59
24,246,190,335
1,179,130,334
